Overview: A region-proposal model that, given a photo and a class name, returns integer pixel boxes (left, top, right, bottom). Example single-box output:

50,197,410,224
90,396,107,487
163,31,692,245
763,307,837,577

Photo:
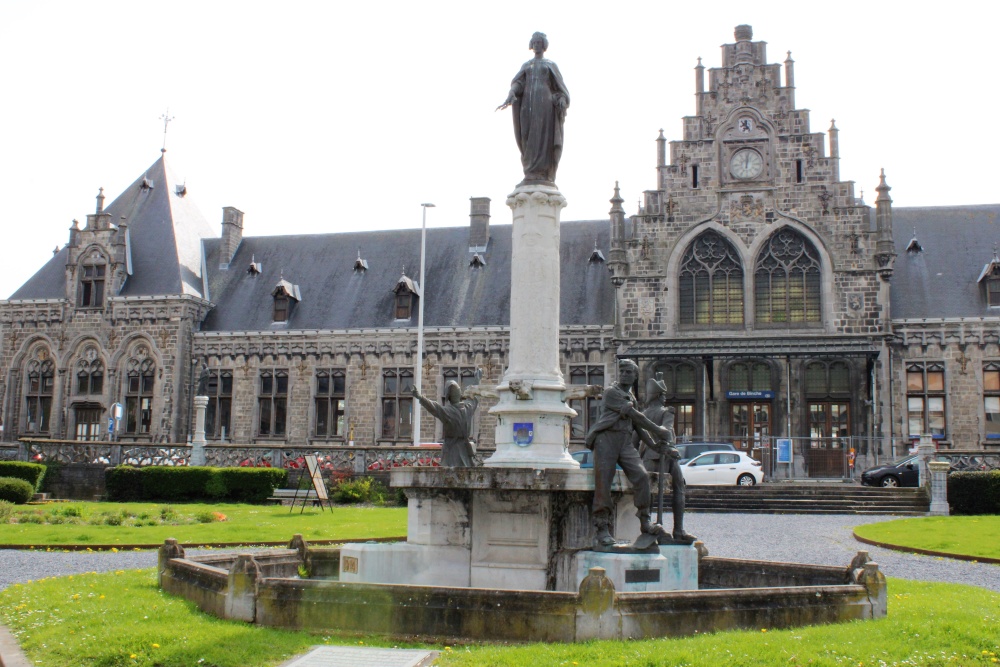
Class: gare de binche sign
725,390,775,399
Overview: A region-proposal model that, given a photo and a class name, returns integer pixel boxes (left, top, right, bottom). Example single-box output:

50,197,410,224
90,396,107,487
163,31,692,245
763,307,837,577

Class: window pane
907,397,924,435
382,399,396,438
927,397,945,435
274,398,286,435
570,399,585,439
805,363,825,394
675,365,695,395
261,375,273,395
259,399,272,435
333,399,345,436
384,375,397,394
78,372,89,394
829,363,850,393
751,363,770,390
926,371,944,392
276,375,288,394
332,375,346,394
906,372,924,392
91,373,103,394
141,373,154,394
219,398,231,438
985,369,1000,392
315,399,328,436
986,397,1000,435
128,375,140,393
400,374,414,393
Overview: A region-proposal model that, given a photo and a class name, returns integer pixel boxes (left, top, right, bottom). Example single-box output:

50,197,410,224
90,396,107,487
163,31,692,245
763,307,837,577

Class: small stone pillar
225,554,261,622
927,461,951,516
917,433,935,487
157,538,185,587
192,395,209,466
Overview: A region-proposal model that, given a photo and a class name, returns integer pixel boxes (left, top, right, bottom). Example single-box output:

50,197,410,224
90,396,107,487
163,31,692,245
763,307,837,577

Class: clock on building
730,148,763,180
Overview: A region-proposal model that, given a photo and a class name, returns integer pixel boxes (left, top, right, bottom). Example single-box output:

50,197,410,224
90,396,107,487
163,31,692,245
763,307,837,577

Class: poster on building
776,438,792,464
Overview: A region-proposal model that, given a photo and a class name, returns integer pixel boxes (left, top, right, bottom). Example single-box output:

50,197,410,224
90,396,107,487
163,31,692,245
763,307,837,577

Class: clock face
730,148,763,180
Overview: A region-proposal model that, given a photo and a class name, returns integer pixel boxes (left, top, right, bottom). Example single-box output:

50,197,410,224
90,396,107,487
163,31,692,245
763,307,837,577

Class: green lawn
854,515,1000,561
0,502,407,547
0,571,996,667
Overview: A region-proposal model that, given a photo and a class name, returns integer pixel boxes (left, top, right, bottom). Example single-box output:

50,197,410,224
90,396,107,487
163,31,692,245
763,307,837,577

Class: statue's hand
410,387,421,399
664,445,681,460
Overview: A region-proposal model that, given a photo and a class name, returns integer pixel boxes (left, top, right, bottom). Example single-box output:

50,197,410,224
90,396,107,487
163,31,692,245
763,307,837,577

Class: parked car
680,451,763,486
571,450,621,470
674,442,737,464
859,455,919,488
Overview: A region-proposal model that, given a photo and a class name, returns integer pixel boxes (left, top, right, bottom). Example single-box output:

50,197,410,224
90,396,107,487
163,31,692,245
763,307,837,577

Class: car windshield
892,456,917,466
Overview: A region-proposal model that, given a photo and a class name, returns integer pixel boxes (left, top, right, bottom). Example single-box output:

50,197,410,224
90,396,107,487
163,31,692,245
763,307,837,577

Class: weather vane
159,109,174,153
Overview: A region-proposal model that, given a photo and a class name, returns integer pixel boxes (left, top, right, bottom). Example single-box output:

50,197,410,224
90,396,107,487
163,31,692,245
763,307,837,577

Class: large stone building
2,25,997,474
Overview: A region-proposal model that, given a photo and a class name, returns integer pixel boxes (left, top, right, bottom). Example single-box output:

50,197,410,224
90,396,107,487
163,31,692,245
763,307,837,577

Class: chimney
220,206,244,269
469,197,490,252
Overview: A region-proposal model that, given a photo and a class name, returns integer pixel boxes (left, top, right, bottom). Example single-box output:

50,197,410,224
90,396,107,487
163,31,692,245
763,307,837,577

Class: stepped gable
9,155,216,300
201,219,613,332
890,204,1000,319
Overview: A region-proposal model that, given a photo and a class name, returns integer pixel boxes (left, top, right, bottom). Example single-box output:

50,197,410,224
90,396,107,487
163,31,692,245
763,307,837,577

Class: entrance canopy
618,336,882,359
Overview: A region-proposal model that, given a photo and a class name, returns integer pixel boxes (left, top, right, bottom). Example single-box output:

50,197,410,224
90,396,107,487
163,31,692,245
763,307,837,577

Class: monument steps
684,485,929,515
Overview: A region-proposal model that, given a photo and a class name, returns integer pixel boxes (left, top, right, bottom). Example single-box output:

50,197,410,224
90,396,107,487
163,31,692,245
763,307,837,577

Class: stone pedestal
917,433,935,487
340,467,653,591
570,545,698,593
192,395,208,466
927,460,950,516
486,184,577,469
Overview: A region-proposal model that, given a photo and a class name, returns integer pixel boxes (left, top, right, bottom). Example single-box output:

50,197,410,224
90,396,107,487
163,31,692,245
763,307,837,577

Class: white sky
1,1,997,299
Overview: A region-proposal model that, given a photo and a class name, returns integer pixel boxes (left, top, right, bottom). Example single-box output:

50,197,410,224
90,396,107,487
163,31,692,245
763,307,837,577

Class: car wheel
880,475,900,488
737,473,756,487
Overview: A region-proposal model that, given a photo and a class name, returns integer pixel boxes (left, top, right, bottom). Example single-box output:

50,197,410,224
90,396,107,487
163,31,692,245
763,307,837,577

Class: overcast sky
1,1,997,299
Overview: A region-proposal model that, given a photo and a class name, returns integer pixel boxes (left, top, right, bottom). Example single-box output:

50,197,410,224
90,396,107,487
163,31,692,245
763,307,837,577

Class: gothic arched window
124,347,155,435
678,231,744,326
754,229,821,325
75,347,104,395
25,352,55,434
78,249,107,308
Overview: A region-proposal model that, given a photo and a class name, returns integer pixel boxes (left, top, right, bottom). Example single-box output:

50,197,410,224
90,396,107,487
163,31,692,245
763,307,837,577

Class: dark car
674,442,737,464
860,455,919,487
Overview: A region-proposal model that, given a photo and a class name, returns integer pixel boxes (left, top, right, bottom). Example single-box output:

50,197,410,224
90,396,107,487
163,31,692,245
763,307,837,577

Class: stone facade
1,24,998,467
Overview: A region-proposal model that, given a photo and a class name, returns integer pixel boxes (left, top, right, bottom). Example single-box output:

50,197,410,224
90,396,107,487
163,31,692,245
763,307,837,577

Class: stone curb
0,623,31,667
853,531,1000,565
0,535,407,552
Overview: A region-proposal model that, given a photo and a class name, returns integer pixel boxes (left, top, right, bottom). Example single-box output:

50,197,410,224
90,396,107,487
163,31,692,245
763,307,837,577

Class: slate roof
201,221,614,331
890,204,1000,319
9,155,215,300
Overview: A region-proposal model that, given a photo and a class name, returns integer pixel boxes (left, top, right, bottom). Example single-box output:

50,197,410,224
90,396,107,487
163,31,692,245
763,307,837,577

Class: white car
680,451,763,486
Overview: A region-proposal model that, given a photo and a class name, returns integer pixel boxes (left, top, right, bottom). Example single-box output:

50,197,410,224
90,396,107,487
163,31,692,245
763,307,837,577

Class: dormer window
271,279,301,323
392,272,418,320
395,292,413,319
79,261,106,308
977,254,1000,307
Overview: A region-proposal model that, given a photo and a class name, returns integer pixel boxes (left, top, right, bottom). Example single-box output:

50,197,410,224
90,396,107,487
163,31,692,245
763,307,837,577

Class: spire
784,50,795,88
656,129,667,168
96,187,105,214
875,168,892,203
607,181,628,286
695,57,705,104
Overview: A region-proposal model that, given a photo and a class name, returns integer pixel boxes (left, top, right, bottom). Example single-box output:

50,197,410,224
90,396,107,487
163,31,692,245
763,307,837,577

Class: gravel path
1,514,997,592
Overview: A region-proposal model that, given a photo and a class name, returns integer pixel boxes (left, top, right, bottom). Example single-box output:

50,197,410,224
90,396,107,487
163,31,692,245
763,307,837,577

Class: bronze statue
584,359,671,548
411,369,482,467
497,32,570,185
636,374,696,543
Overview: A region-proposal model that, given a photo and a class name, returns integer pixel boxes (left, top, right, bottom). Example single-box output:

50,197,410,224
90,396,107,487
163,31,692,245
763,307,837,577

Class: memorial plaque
625,568,661,584
342,556,359,574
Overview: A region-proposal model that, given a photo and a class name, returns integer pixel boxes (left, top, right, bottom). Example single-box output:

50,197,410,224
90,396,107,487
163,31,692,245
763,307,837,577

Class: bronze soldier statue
584,359,672,547
636,373,696,543
411,369,482,467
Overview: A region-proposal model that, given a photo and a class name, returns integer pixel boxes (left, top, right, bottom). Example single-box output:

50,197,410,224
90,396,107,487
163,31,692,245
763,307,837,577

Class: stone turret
606,182,628,287
874,169,895,279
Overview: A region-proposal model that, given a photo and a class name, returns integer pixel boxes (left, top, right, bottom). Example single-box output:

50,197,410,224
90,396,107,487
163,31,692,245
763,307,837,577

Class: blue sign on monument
513,423,534,446
725,390,775,400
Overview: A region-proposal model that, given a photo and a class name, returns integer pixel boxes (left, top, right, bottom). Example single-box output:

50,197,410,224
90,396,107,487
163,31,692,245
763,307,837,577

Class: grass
0,572,997,667
854,515,1000,561
0,502,407,547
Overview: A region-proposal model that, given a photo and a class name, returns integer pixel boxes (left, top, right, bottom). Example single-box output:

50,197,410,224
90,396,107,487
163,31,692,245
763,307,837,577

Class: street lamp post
413,203,435,447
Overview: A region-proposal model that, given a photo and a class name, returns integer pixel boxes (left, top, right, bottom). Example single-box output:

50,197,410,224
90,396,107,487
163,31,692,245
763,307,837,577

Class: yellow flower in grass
152,644,160,649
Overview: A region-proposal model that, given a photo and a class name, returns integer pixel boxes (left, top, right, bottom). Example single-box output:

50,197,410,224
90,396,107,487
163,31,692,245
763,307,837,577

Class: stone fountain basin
158,537,886,643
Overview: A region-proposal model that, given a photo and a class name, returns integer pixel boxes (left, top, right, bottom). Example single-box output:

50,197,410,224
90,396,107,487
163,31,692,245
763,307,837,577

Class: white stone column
485,184,578,469
927,460,950,516
192,395,208,466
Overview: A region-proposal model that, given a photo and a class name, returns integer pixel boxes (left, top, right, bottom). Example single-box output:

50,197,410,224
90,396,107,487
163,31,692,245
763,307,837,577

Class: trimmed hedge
105,466,288,503
948,470,1000,515
0,462,46,491
0,476,34,504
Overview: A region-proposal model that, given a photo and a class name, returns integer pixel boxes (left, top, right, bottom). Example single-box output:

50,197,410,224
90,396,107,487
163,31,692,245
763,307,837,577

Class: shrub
0,477,35,504
948,470,1000,515
0,500,13,521
332,477,387,504
105,466,144,501
106,466,288,503
217,468,287,504
0,462,46,492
